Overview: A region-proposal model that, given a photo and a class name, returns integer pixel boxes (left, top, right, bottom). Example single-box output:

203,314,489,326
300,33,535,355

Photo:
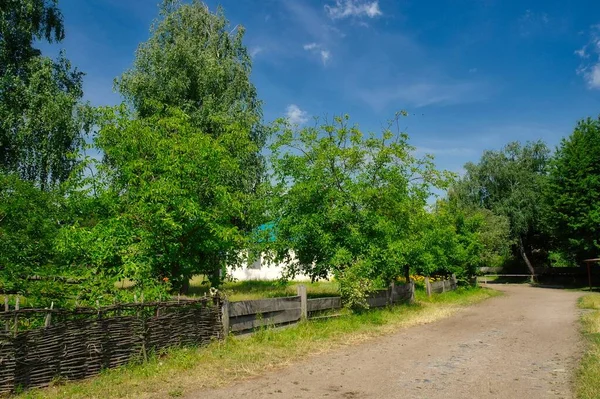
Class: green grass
185,277,340,301
15,286,500,399
577,293,600,399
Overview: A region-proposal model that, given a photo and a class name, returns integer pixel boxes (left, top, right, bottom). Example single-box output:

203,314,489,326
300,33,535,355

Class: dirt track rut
190,285,584,399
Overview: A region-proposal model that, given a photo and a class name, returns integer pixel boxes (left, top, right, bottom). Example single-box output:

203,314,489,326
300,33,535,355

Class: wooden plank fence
425,274,458,296
224,282,416,334
227,296,302,333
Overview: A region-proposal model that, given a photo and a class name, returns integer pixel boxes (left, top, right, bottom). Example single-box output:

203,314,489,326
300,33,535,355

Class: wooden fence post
297,285,307,320
4,296,8,332
452,274,457,290
425,277,432,297
13,296,19,337
409,281,415,303
44,302,54,328
221,299,230,339
387,281,396,305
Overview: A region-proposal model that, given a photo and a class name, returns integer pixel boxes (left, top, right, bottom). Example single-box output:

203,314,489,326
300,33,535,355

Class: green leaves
58,106,262,296
452,141,550,271
549,116,600,261
116,0,265,195
267,115,451,285
1,0,90,191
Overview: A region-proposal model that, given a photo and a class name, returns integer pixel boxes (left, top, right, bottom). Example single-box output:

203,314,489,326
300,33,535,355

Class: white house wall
226,252,313,281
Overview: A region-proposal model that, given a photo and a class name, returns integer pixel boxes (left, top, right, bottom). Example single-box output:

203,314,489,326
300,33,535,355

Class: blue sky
44,0,600,174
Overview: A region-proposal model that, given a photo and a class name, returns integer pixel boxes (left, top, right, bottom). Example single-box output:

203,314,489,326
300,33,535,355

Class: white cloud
285,104,309,125
302,43,331,65
575,47,587,58
586,64,600,88
358,81,490,110
325,0,382,20
576,25,600,89
249,46,263,58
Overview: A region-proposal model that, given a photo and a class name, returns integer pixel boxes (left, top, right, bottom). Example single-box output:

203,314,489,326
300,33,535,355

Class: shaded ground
190,285,584,399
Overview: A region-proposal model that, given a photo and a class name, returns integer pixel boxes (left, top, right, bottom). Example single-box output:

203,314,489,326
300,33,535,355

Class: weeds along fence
0,296,222,395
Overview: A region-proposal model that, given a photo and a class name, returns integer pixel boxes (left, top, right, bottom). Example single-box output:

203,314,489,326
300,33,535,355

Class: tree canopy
452,141,550,273
267,114,451,285
0,0,89,190
550,117,600,262
117,0,266,194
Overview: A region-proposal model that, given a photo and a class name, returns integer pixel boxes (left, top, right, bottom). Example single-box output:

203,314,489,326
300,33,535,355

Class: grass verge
186,277,341,301
576,293,600,399
16,287,500,399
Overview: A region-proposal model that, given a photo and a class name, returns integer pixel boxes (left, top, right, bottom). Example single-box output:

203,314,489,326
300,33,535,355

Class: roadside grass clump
577,294,600,399
15,287,499,399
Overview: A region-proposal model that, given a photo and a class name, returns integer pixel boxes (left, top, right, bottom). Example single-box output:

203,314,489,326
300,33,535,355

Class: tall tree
116,0,266,194
0,0,64,74
58,107,262,295
453,141,550,274
267,114,450,286
550,116,600,262
0,0,88,190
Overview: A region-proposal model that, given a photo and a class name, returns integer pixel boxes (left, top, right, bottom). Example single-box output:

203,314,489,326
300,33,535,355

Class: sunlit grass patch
576,294,600,399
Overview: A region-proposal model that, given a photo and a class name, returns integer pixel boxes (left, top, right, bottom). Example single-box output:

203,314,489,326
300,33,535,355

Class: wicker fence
0,297,222,395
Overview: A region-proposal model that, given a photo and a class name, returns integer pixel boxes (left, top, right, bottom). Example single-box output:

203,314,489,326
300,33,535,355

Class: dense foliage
266,115,454,287
549,117,600,261
58,107,263,295
451,141,551,274
116,0,266,196
0,0,89,190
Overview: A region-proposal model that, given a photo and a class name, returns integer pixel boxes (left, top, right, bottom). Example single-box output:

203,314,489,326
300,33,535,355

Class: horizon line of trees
1,0,598,308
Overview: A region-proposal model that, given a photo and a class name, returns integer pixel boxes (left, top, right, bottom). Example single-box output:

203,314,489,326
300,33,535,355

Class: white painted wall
226,252,313,281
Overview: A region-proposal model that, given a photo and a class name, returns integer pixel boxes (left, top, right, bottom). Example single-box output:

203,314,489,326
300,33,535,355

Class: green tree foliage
58,107,263,296
0,173,57,293
453,141,550,273
0,0,64,73
267,114,452,287
421,200,511,277
0,0,90,190
0,172,81,305
116,0,265,194
549,117,600,261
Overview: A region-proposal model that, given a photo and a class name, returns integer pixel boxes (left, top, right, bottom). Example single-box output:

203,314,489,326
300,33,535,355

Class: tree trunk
179,278,190,295
518,236,536,283
404,265,411,284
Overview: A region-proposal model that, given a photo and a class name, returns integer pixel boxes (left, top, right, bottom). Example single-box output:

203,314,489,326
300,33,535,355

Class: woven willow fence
0,296,222,394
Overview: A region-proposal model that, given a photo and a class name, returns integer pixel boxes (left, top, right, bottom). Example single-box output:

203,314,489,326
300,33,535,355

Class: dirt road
193,286,584,399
